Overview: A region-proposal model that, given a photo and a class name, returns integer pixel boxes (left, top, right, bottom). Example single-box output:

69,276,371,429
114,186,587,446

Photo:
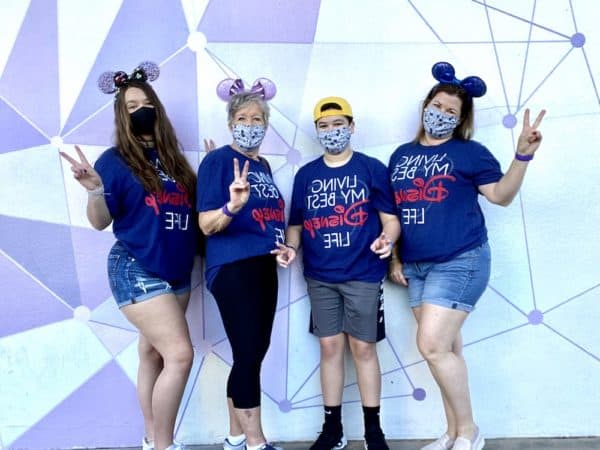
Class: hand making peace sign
228,157,251,212
59,145,103,191
516,109,546,157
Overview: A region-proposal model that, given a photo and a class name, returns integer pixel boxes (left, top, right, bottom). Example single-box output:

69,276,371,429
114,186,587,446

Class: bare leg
227,397,244,436
319,333,346,405
137,294,190,444
123,293,193,450
233,406,265,447
416,304,477,440
347,336,381,407
413,307,462,439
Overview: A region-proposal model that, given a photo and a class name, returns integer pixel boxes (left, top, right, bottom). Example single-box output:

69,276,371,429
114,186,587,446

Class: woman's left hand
516,108,546,157
370,232,393,259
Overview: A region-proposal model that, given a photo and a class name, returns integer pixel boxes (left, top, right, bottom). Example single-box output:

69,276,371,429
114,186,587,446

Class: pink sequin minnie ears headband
216,77,276,101
432,61,486,98
97,61,160,95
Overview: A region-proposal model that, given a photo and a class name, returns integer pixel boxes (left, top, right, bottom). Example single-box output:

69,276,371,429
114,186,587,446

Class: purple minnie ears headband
431,61,486,98
97,61,160,95
216,77,276,101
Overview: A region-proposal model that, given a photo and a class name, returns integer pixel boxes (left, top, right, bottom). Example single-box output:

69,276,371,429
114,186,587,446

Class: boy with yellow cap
273,97,400,450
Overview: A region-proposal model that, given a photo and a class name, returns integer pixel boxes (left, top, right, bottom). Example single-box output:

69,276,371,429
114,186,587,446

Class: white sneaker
224,437,247,450
421,434,454,450
142,437,154,450
451,427,484,450
164,443,185,450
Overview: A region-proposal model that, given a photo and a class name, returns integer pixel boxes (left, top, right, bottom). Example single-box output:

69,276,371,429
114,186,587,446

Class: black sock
362,405,382,433
323,404,342,431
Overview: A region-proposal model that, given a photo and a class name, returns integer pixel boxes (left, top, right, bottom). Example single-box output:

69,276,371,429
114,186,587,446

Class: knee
349,340,377,363
164,341,194,372
417,334,449,363
138,342,162,365
320,336,344,361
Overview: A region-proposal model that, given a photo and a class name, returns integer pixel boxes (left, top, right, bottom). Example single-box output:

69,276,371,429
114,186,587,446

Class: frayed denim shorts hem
403,242,491,313
107,241,191,309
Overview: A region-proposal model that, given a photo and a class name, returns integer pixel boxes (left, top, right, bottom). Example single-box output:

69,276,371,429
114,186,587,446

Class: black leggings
210,254,278,409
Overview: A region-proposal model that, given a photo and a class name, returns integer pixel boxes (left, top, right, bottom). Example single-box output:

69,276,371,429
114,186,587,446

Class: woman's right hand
389,259,408,286
59,145,103,191
227,158,250,213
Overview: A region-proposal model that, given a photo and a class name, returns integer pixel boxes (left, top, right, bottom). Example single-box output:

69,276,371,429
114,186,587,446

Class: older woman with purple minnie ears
196,77,284,450
60,62,198,450
388,62,546,450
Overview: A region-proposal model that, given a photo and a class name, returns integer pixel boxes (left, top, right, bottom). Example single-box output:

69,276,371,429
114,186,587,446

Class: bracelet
221,203,236,218
284,243,297,252
87,184,105,197
515,152,534,162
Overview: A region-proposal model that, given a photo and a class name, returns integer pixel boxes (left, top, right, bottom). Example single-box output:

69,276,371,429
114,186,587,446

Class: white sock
227,434,246,446
246,442,266,450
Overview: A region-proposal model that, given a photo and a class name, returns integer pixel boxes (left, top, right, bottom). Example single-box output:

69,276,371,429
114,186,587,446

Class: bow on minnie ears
216,77,277,101
97,61,160,94
432,61,487,98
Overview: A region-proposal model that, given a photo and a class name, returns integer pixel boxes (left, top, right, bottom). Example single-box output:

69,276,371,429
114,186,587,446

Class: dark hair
414,83,474,142
113,81,196,198
315,103,353,124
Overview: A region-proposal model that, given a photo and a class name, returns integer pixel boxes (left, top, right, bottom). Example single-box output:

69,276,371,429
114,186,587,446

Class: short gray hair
227,92,270,125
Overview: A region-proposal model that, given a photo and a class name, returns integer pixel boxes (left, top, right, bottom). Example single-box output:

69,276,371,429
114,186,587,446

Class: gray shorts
306,278,385,343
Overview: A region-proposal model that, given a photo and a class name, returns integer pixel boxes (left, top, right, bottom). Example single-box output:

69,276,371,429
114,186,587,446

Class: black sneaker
309,426,347,450
364,429,389,450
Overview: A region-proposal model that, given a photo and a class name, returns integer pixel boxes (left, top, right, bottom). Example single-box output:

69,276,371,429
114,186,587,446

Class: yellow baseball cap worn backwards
313,96,353,122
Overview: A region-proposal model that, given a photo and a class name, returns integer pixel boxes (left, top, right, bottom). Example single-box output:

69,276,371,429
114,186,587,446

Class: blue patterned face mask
232,124,266,151
317,126,352,154
423,107,459,139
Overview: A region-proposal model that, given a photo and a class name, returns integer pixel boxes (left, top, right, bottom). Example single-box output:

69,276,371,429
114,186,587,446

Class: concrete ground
108,437,600,450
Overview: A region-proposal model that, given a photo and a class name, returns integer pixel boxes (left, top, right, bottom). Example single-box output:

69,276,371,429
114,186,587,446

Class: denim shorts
402,242,491,312
107,241,191,308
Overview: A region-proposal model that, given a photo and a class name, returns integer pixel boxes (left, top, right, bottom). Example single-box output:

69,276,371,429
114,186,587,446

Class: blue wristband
515,152,534,161
221,203,236,217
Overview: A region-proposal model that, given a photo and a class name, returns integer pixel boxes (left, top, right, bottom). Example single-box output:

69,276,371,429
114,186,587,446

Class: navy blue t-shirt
95,147,197,282
388,139,503,263
196,145,285,289
289,152,396,283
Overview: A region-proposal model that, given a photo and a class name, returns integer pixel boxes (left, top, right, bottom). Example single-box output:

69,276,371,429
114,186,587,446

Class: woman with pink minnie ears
388,62,546,450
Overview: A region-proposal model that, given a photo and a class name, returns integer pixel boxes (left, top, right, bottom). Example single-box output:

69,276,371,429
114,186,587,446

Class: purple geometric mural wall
1,1,599,448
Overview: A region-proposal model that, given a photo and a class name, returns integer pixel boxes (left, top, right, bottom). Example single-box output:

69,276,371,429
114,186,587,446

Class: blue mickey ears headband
431,61,486,98
97,61,160,95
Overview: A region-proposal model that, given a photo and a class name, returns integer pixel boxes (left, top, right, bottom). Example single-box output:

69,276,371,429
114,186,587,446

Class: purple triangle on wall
0,102,48,154
0,252,72,338
199,0,321,43
0,215,81,308
61,0,189,138
10,360,142,449
0,0,59,137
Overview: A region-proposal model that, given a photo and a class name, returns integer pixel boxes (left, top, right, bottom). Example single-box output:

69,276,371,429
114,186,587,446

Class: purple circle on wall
278,399,292,412
528,309,544,325
503,114,517,129
571,33,585,48
413,388,426,401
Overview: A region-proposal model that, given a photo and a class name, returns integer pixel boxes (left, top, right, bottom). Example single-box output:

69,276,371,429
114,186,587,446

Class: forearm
86,194,112,230
284,224,302,249
490,159,530,206
381,214,401,246
198,202,239,235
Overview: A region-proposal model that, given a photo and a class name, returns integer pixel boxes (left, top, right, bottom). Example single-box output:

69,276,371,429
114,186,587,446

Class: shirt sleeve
369,158,396,214
470,142,504,186
196,152,229,212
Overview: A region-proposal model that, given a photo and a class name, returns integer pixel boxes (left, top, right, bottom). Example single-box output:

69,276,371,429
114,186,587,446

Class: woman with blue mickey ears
388,62,546,450
60,62,198,450
196,78,285,450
